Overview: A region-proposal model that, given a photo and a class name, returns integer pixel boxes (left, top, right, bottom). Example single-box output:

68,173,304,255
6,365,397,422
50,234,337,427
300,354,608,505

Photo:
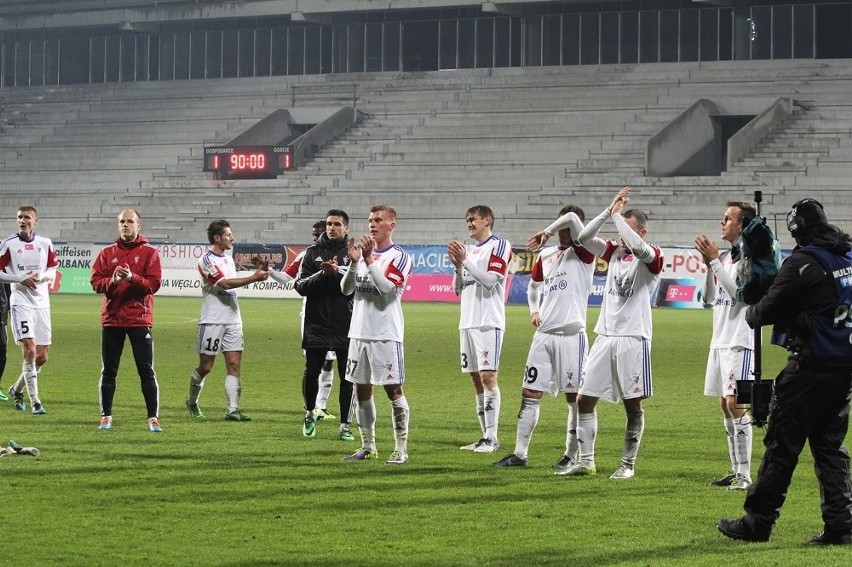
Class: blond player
341,205,412,465
0,205,58,414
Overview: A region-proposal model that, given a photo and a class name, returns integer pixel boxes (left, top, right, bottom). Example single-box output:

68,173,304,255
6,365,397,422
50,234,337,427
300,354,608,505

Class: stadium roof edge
0,0,608,33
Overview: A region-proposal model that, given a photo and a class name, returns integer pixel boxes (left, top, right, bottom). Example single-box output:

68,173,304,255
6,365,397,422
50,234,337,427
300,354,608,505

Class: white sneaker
473,438,499,453
385,450,409,465
727,473,752,490
610,463,635,479
460,438,485,451
554,462,596,477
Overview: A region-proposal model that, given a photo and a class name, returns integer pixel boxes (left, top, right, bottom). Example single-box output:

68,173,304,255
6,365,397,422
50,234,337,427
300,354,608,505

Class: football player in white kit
695,201,757,490
494,204,605,469
448,205,512,454
186,220,270,421
557,187,664,479
341,205,413,465
0,205,58,414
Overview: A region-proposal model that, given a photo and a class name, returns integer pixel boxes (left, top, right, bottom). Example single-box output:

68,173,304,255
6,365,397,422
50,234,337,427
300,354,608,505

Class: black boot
717,516,771,542
808,531,851,546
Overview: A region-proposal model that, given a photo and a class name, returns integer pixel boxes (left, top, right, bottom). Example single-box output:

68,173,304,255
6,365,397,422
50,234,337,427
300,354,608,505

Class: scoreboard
203,145,294,178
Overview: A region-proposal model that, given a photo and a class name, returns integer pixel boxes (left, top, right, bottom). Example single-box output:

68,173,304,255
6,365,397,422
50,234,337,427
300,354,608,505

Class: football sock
622,409,645,466
514,396,540,459
390,396,410,453
357,397,377,451
188,369,205,405
723,417,736,472
483,386,501,441
565,400,579,459
316,368,334,410
475,392,486,437
734,414,753,478
224,374,240,414
13,372,24,394
22,361,40,405
577,412,597,466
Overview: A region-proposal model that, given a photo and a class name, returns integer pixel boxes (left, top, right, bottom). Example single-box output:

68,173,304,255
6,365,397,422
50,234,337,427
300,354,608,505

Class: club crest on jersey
134,255,141,264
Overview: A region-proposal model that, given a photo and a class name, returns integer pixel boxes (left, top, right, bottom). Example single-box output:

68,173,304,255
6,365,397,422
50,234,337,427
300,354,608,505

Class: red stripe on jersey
284,258,302,278
385,262,405,287
646,245,664,275
530,257,544,282
487,253,507,274
0,248,10,271
574,245,596,265
46,246,59,269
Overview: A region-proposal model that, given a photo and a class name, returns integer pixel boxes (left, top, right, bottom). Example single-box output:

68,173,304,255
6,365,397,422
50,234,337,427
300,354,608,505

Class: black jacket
746,225,852,364
294,233,353,350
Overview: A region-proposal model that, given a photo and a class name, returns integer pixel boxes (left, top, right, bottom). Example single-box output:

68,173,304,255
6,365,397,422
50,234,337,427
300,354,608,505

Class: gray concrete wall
727,98,793,169
646,99,721,177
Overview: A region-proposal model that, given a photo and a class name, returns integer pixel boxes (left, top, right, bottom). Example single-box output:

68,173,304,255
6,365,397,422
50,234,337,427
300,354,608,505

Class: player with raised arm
0,205,58,414
556,187,664,479
448,205,512,454
341,205,412,464
695,202,757,490
186,220,269,421
493,204,605,469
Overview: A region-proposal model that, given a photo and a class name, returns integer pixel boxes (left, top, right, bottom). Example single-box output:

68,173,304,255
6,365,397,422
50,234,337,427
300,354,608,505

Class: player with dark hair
90,209,163,431
695,201,757,490
556,187,664,479
294,209,355,440
341,204,413,464
494,204,601,469
718,199,852,545
271,219,340,420
448,205,512,454
186,219,269,422
0,205,58,414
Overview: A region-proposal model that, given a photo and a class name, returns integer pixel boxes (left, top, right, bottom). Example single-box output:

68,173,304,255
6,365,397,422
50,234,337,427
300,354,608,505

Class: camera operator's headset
787,198,827,238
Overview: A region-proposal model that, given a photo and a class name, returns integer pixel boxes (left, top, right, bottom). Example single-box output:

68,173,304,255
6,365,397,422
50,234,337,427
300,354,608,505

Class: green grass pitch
1,295,848,566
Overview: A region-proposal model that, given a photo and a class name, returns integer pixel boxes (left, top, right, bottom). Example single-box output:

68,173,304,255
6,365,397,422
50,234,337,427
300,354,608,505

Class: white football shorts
523,331,588,396
345,338,405,386
704,346,754,398
196,323,244,355
459,327,503,373
580,335,653,403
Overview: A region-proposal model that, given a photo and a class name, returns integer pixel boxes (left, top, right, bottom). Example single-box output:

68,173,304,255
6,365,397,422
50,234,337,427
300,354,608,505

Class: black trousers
0,300,7,383
303,346,353,423
744,359,852,533
99,326,159,419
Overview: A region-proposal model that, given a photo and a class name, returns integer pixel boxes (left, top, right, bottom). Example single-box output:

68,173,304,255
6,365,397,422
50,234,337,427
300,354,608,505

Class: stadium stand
1,57,851,248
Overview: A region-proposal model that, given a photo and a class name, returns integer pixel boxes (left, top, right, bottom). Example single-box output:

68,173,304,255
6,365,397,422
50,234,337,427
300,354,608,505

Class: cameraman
718,199,852,545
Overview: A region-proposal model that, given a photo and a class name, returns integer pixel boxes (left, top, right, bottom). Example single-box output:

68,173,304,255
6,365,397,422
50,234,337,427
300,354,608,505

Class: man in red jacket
90,209,163,432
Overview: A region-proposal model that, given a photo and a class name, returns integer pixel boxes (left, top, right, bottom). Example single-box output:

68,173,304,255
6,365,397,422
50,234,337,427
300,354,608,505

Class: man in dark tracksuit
90,209,163,432
718,199,852,545
295,209,355,441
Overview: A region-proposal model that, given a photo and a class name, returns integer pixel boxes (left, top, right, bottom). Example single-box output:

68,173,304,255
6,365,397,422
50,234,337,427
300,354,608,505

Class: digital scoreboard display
203,145,293,178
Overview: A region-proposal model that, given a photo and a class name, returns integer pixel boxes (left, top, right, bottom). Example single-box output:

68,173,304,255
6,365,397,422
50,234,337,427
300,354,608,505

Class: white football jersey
347,245,411,342
0,233,58,309
197,249,241,325
709,250,754,350
458,235,511,330
595,240,663,339
529,244,596,335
